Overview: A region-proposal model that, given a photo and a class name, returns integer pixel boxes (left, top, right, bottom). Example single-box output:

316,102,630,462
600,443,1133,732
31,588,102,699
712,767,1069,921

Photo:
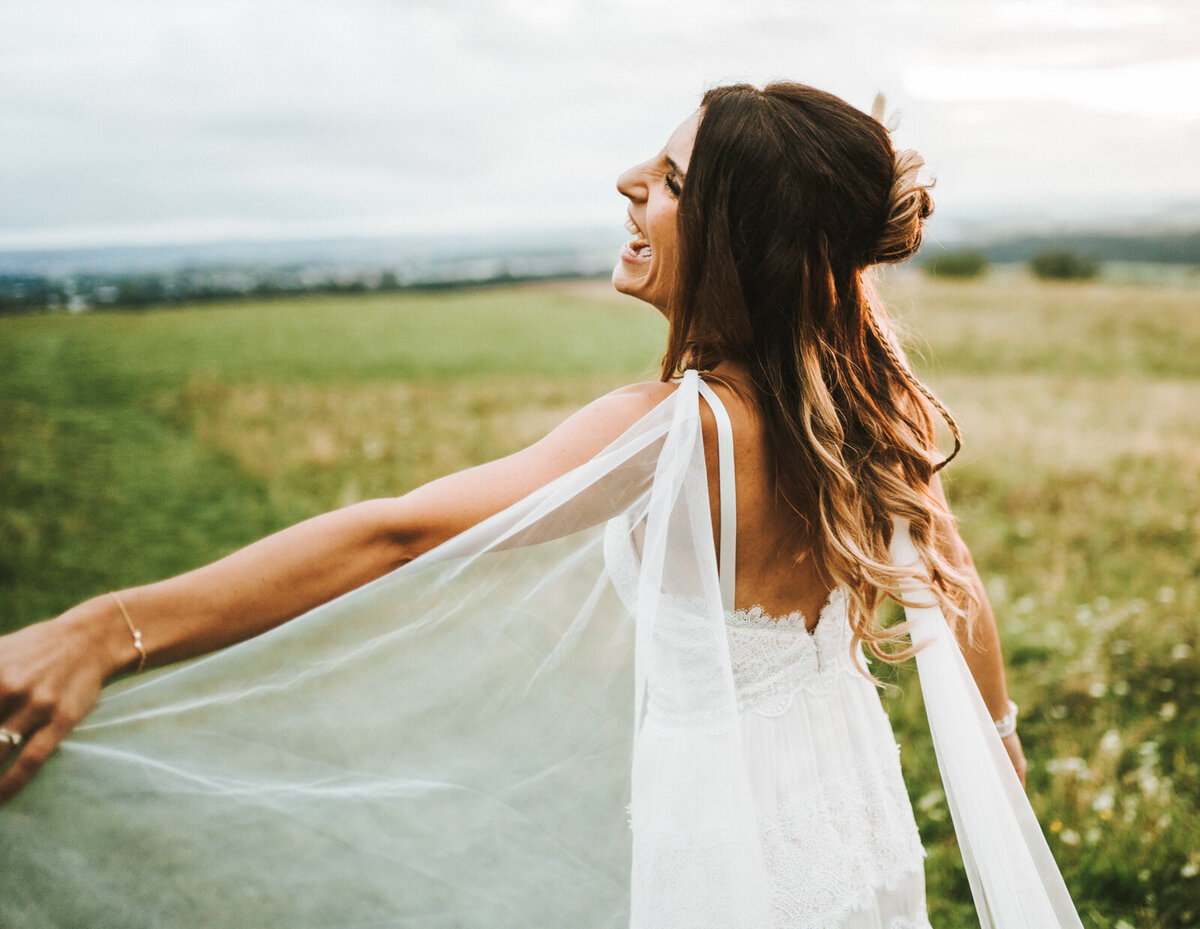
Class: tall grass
1,272,1197,925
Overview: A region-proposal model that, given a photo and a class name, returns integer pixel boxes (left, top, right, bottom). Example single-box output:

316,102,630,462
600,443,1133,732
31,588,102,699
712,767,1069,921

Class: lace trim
725,588,841,631
726,589,867,717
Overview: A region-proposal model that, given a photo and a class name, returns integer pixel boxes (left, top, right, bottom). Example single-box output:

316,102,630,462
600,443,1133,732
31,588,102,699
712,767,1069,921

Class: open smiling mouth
622,215,651,260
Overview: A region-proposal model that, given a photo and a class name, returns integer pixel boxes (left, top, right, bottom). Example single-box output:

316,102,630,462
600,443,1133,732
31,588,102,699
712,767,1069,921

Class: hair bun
871,149,933,265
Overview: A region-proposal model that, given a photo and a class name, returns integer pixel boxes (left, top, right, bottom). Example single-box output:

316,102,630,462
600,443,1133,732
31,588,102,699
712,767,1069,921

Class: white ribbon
891,518,1084,928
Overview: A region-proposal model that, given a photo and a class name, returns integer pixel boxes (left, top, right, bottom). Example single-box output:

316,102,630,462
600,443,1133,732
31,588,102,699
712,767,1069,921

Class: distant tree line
0,266,588,316
921,228,1198,282
923,247,1102,281
983,229,1200,265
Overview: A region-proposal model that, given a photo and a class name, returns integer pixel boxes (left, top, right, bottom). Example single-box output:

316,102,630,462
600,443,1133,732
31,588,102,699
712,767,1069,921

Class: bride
0,83,1080,928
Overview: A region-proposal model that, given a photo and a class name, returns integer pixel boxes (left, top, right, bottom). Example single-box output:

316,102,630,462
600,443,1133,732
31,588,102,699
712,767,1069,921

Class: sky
1,0,1197,251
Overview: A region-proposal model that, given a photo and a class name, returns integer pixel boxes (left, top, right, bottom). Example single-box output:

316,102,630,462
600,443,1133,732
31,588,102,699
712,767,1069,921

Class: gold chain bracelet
109,591,147,673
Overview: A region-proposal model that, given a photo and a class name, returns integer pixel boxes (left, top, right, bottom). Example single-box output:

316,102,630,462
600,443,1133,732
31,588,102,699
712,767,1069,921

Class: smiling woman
612,110,698,310
0,82,1083,929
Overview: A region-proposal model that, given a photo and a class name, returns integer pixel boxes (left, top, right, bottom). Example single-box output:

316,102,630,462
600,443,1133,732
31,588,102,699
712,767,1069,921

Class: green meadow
2,272,1198,926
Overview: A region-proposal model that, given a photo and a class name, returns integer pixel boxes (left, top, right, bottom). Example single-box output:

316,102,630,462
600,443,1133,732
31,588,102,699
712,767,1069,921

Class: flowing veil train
0,372,1081,928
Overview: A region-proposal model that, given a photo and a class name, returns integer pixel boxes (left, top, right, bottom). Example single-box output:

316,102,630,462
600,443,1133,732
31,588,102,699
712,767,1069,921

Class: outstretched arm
0,381,674,802
931,474,1028,787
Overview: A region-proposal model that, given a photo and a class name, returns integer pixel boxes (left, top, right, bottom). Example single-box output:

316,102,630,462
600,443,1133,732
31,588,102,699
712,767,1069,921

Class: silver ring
0,727,24,749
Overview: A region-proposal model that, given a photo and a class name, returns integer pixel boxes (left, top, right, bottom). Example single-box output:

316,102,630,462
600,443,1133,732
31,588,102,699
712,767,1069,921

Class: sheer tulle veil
0,372,1081,928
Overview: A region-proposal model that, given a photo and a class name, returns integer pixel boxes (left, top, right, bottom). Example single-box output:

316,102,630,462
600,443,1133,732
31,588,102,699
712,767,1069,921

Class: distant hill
973,229,1199,265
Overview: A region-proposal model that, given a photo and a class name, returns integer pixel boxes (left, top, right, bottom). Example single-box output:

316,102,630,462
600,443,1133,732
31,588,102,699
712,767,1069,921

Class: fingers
1002,731,1028,788
0,694,47,757
0,718,71,804
0,616,110,803
0,697,53,799
0,726,25,768
0,667,95,804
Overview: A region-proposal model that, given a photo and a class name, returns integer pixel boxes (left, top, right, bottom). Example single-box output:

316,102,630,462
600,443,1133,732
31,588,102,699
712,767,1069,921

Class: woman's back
632,373,932,929
697,372,835,627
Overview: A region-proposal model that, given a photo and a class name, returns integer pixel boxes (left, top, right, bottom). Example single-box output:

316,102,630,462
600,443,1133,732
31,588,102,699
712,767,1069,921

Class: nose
616,160,649,202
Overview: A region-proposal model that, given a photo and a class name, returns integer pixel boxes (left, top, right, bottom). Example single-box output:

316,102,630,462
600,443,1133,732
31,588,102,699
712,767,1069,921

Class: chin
612,266,663,308
611,265,643,300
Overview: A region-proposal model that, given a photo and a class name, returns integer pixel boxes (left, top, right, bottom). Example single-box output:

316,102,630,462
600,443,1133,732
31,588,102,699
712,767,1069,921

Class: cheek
648,205,678,258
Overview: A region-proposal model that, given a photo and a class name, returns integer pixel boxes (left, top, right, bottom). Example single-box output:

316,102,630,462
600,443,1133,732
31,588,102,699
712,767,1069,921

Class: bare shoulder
550,379,675,431
596,379,679,416
512,379,679,472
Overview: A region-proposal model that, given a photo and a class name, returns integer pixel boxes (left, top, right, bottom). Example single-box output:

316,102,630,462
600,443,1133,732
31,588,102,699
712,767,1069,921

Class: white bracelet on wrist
993,699,1019,738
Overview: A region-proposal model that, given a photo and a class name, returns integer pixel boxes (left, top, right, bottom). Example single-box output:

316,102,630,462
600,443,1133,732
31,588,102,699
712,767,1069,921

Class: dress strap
696,378,737,612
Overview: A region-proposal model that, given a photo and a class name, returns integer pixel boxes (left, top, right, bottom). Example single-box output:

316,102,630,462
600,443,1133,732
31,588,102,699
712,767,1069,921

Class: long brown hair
664,82,973,661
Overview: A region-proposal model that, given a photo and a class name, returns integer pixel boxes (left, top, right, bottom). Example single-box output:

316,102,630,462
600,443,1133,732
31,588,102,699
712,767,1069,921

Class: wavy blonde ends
664,82,975,665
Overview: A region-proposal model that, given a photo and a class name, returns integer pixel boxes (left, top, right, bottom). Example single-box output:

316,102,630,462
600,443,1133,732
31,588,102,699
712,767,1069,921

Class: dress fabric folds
0,371,1082,929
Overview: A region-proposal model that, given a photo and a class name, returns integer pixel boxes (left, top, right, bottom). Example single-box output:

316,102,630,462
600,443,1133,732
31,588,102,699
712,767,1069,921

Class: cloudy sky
2,0,1197,250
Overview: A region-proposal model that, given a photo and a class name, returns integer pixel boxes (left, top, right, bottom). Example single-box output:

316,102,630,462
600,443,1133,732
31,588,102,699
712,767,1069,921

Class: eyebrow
665,156,687,181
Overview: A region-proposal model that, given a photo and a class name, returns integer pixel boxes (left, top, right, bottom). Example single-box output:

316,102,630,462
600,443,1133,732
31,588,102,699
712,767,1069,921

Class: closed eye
663,155,686,197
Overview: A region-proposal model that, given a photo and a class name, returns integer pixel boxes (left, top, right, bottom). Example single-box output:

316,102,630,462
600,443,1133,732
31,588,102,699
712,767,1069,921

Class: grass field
2,271,1198,926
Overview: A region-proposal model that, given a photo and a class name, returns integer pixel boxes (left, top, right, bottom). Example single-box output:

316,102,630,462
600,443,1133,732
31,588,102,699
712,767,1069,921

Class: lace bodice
725,587,861,717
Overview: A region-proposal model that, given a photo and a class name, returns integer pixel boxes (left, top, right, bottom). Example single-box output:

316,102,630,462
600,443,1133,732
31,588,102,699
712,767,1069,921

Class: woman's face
612,110,699,312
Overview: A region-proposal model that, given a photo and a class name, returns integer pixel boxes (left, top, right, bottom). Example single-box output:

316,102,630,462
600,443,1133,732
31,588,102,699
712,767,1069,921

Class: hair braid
865,307,962,472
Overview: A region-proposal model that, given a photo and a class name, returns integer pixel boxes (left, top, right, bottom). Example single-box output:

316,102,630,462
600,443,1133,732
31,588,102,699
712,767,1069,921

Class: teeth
623,214,649,253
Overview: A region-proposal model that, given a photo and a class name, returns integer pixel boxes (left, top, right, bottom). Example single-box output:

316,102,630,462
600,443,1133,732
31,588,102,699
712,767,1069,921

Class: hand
1001,730,1028,788
0,613,115,803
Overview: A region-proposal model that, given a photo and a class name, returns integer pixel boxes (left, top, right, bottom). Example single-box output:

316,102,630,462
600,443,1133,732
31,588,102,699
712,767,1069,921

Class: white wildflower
1047,757,1090,779
917,789,944,812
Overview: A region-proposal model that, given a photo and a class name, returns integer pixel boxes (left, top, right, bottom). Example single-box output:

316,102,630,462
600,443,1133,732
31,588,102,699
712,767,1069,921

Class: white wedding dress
612,380,930,928
0,372,1080,929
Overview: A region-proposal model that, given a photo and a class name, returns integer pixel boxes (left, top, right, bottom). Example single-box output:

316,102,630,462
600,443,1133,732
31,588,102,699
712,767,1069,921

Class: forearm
929,476,1013,721
58,498,414,681
957,555,1013,722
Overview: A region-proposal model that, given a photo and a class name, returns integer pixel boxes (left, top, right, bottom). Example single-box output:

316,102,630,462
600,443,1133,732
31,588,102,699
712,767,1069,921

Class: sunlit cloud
905,57,1200,121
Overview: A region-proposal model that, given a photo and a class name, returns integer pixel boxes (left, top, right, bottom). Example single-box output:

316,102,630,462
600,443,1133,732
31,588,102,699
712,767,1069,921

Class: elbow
384,525,424,572
370,498,438,571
